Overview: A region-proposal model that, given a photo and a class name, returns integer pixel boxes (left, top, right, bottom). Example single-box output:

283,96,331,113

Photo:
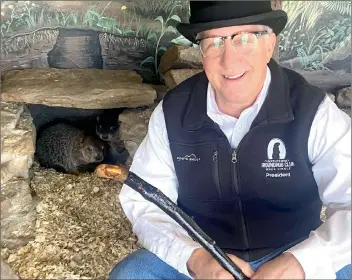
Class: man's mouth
223,72,246,80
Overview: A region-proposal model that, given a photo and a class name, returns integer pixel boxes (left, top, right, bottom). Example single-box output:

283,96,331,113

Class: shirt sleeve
118,101,202,277
284,95,351,279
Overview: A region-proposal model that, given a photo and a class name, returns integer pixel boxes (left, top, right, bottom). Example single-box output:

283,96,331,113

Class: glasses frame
195,31,269,58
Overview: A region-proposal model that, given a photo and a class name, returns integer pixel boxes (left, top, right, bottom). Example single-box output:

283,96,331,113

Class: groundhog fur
35,122,105,174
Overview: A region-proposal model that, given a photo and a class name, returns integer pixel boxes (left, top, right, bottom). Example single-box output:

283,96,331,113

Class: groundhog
35,122,105,174
96,111,129,165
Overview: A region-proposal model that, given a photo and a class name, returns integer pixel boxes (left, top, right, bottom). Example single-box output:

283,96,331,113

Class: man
109,1,351,279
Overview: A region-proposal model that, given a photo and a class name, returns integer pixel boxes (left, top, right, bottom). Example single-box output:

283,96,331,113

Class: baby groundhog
96,111,129,165
36,122,105,174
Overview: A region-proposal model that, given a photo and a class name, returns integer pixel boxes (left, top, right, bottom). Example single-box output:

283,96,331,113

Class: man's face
198,24,276,111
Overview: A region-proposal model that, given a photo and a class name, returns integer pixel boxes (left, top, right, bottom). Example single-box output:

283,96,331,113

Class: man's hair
195,25,273,40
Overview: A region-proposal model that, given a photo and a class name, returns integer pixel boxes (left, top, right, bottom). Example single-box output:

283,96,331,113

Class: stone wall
1,102,37,278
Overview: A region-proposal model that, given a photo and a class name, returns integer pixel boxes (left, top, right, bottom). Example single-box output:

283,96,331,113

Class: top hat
177,1,288,43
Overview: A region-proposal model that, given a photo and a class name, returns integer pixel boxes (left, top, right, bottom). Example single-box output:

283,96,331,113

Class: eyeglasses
196,31,269,58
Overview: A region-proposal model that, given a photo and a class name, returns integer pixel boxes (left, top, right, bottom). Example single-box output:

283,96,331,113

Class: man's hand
251,252,305,279
187,248,255,279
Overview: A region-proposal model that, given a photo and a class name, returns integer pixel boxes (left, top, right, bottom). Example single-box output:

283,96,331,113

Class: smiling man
109,1,351,279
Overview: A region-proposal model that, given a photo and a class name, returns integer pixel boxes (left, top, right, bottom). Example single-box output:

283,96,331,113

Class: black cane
95,164,249,280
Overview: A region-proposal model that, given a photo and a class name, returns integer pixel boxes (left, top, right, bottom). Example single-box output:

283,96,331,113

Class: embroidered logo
261,138,295,178
177,154,200,162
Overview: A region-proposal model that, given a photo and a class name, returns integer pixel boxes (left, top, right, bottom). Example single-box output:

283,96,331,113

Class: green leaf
158,45,168,52
169,15,181,22
97,17,116,29
141,56,155,66
113,27,122,34
147,32,157,41
155,16,164,25
87,10,101,19
166,25,177,34
327,28,334,36
170,35,192,46
123,29,135,36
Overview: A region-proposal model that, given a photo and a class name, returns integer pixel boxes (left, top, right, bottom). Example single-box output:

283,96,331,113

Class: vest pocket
212,150,222,199
171,141,221,200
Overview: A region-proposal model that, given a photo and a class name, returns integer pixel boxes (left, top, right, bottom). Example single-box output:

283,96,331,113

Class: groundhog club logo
261,138,295,178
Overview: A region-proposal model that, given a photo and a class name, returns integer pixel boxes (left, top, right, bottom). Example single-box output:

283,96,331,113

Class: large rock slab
159,45,202,74
164,69,203,89
1,69,157,109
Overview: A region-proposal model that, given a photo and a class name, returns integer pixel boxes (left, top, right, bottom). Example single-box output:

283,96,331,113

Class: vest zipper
231,148,250,255
212,150,222,199
211,122,250,252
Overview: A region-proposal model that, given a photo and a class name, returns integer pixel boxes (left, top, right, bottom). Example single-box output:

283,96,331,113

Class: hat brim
176,10,288,44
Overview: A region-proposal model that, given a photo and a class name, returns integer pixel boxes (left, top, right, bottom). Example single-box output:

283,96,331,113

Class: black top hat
177,1,288,43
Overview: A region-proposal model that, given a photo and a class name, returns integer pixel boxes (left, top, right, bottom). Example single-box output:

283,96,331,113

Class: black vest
162,59,325,262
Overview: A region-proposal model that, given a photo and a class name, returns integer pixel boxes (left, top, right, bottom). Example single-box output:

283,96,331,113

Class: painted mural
0,1,351,86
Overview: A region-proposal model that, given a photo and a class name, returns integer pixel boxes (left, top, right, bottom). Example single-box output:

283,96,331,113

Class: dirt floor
1,162,140,279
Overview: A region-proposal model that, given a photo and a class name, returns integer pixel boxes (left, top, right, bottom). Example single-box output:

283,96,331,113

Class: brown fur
36,122,105,174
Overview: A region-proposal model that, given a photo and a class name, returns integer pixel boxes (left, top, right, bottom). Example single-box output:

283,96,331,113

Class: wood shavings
1,164,140,279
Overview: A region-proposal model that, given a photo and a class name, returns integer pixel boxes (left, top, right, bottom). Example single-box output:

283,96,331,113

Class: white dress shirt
118,67,351,279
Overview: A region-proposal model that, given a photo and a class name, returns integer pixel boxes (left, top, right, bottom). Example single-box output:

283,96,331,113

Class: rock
149,84,169,102
2,68,143,83
0,102,24,132
1,211,36,249
1,103,35,184
290,69,351,93
1,156,33,185
1,69,157,109
164,69,203,89
1,103,35,159
336,87,351,108
119,105,157,162
1,258,19,279
1,178,36,249
159,45,202,74
1,102,36,249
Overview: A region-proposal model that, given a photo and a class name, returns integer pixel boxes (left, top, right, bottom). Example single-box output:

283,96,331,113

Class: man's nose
219,40,243,69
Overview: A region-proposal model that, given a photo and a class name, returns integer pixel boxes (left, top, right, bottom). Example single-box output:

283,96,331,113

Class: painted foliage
0,1,350,84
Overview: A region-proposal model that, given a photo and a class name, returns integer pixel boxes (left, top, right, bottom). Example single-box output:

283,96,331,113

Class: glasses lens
232,33,259,54
200,37,224,58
